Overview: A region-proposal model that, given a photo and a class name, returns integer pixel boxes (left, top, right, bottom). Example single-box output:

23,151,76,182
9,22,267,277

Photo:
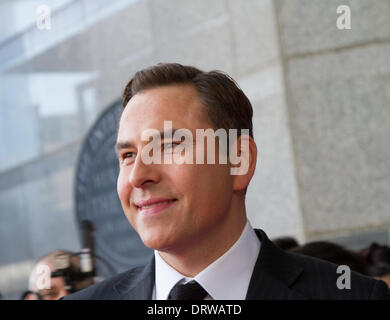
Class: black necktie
168,280,208,300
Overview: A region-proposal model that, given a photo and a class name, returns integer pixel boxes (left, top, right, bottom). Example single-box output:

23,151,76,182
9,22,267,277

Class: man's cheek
117,173,129,204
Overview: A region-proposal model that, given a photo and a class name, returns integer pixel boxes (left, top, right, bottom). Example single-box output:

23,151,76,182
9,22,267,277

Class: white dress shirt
153,220,261,300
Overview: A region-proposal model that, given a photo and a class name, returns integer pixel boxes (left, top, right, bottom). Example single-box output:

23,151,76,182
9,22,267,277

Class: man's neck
157,205,247,277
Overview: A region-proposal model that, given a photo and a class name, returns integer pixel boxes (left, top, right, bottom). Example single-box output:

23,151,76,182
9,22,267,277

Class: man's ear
229,134,258,192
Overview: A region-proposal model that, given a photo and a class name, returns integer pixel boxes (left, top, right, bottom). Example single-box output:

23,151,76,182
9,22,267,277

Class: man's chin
140,233,173,251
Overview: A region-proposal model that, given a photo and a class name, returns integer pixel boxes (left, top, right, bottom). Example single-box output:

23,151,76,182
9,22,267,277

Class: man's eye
162,142,180,150
123,152,135,158
40,291,56,299
121,152,136,163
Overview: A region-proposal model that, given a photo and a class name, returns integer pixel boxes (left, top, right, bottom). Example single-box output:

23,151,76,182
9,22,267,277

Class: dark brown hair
122,63,253,138
291,241,369,276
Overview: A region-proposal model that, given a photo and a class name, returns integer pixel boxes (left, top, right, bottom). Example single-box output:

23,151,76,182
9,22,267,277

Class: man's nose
128,153,160,188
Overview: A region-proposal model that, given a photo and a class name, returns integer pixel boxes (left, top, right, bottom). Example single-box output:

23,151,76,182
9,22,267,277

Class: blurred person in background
273,236,299,251
360,243,390,289
290,241,369,276
23,249,95,300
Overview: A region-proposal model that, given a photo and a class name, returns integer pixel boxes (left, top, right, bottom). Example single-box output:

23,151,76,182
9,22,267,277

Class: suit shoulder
286,251,389,300
62,265,144,300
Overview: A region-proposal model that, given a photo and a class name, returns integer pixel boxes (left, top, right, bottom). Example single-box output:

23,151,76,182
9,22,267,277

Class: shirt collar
154,220,261,300
154,250,190,300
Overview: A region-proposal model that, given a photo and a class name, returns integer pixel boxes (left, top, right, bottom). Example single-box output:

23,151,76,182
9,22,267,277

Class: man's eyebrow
115,128,191,153
152,128,189,140
115,141,135,154
115,128,187,152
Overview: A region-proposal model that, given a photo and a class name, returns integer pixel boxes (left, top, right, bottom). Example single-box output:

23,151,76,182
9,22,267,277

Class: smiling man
64,63,389,300
116,82,254,280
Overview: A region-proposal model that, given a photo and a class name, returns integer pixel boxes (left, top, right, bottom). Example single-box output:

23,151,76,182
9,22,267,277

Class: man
65,63,389,300
25,250,95,300
26,250,72,300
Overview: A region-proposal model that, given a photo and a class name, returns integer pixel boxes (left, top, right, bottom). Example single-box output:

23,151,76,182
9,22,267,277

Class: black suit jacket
63,229,390,300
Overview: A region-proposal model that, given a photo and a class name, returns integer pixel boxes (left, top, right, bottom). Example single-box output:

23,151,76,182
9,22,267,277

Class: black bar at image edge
0,300,388,318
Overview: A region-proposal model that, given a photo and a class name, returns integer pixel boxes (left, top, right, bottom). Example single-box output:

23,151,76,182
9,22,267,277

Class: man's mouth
139,200,176,209
135,198,178,216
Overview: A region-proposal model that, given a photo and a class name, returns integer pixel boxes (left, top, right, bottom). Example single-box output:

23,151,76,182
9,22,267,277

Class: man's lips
134,198,178,216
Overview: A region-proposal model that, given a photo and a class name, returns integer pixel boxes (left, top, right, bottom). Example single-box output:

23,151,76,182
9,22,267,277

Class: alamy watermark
34,264,51,290
36,5,51,30
118,121,250,176
336,265,351,290
336,5,351,30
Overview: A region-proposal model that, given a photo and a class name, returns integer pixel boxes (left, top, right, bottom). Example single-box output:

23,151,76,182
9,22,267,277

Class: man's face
116,85,234,252
30,262,68,300
39,276,68,300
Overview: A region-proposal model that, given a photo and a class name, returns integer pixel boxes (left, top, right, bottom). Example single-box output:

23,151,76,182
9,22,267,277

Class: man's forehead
118,85,209,136
118,108,183,138
127,84,199,107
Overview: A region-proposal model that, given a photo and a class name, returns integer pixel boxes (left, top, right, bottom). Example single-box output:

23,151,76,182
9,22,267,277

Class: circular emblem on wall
75,100,152,277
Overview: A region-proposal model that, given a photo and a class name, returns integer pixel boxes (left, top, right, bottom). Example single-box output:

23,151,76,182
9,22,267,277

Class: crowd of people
21,249,96,300
17,237,389,300
274,237,390,289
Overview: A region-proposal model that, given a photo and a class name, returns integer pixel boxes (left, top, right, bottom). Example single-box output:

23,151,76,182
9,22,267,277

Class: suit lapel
246,229,308,300
112,229,308,300
114,256,155,300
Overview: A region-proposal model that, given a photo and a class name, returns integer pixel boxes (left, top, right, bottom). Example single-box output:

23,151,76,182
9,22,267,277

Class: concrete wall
275,0,390,241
